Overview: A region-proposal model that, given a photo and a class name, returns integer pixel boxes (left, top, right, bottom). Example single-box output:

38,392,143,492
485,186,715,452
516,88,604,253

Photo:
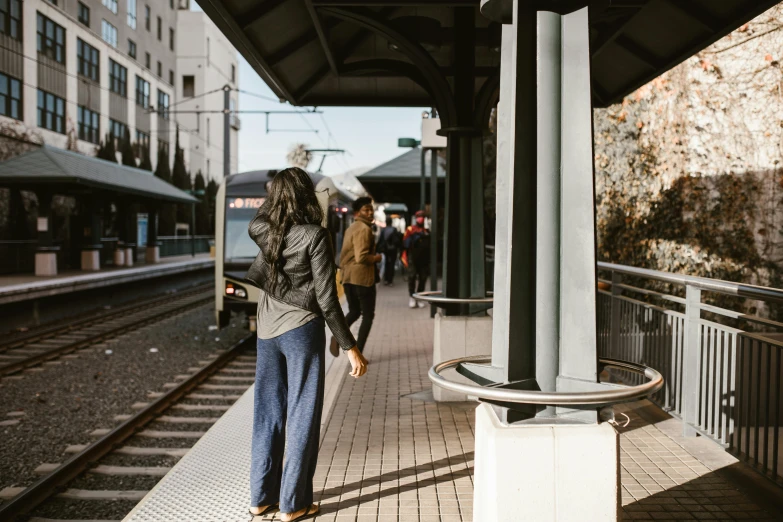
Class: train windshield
224,197,264,264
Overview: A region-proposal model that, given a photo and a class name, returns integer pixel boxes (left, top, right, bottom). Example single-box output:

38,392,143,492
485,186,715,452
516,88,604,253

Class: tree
154,144,176,235
96,134,117,163
139,145,152,171
194,170,209,235
120,127,136,167
286,143,312,169
206,177,218,235
171,129,190,224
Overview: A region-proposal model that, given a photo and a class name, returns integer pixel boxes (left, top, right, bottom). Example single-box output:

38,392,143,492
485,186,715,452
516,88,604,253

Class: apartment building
0,0,178,168
175,3,238,180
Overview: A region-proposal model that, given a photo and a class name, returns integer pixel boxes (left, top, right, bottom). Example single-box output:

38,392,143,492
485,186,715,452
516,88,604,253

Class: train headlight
225,282,248,300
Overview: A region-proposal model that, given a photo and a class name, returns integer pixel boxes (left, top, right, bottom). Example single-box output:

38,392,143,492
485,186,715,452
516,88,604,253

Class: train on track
214,169,357,330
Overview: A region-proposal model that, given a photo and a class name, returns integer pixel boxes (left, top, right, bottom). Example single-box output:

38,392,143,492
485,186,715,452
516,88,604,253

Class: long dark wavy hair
257,167,324,293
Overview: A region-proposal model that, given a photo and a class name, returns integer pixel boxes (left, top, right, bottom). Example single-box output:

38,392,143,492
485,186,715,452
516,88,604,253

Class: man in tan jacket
331,197,381,357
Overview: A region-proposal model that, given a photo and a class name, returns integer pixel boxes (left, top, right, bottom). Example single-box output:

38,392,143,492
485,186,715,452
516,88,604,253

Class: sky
191,2,427,177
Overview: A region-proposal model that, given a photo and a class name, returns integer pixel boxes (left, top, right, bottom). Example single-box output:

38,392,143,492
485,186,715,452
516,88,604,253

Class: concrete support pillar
440,7,486,317
35,191,59,276
81,197,102,271
432,313,492,401
472,5,619,520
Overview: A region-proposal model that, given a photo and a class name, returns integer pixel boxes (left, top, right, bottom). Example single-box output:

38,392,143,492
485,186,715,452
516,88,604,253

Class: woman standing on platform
245,167,368,521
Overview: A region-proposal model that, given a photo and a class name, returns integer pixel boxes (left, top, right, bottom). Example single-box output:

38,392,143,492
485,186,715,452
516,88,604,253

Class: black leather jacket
245,217,356,351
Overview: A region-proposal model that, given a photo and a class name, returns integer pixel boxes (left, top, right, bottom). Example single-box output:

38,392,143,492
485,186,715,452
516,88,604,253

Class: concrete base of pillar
124,247,134,267
113,248,126,267
473,403,619,522
432,313,492,402
145,246,160,264
81,250,100,271
35,252,57,276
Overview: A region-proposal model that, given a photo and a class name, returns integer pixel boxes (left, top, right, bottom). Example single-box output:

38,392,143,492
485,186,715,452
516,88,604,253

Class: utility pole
224,84,231,178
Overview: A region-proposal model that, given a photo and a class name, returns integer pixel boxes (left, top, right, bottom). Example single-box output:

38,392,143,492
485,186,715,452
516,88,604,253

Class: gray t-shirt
256,289,318,340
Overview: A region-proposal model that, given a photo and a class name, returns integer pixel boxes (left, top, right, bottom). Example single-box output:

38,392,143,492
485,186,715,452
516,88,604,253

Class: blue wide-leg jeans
250,318,325,513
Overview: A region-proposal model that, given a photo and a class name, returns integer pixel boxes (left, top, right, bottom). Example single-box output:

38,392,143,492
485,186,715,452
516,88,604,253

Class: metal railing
158,235,214,257
597,262,783,486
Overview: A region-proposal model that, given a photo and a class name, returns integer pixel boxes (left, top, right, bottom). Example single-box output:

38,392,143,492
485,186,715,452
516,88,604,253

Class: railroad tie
90,465,171,476
64,445,190,458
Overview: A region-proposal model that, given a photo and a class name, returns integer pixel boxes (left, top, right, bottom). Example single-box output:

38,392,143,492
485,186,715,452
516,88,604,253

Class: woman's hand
346,346,368,378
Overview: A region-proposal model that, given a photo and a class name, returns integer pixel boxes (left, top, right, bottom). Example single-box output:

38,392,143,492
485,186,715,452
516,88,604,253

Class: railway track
0,334,257,521
0,285,214,378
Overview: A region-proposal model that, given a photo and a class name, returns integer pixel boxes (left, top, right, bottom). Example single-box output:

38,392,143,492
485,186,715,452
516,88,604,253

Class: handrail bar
597,261,783,303
429,355,663,406
413,291,494,305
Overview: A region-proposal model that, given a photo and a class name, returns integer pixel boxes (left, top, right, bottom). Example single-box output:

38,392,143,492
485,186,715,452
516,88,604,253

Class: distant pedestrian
331,196,381,357
246,167,367,522
376,216,402,286
402,210,430,309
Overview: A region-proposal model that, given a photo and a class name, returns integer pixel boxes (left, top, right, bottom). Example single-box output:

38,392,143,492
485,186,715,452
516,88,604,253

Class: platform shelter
0,145,197,276
198,0,781,519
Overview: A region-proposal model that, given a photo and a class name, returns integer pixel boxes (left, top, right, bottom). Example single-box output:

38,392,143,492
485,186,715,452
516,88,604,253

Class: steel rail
0,334,257,521
0,283,213,354
598,261,783,303
429,355,663,406
0,292,214,377
413,291,494,305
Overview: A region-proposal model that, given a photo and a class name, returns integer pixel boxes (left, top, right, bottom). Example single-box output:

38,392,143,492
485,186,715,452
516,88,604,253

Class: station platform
0,254,214,305
124,283,783,522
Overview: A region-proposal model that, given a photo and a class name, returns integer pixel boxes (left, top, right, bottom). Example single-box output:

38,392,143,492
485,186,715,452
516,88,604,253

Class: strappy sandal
248,503,278,520
281,504,319,522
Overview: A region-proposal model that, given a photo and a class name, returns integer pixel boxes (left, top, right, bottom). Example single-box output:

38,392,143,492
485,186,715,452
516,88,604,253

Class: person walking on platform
376,216,402,286
246,168,368,522
402,210,431,309
330,196,381,358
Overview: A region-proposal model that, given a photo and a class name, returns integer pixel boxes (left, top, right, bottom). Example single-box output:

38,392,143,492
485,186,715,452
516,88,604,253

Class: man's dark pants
383,249,397,284
408,264,428,297
343,283,376,354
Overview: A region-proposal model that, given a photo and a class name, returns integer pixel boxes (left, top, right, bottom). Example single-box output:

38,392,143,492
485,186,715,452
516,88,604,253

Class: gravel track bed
68,472,161,492
30,498,139,520
121,436,196,449
100,454,181,468
145,421,218,432
0,304,249,497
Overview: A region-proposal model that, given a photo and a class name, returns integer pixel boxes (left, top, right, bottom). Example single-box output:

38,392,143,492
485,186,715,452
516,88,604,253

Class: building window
206,117,209,147
0,73,22,120
102,0,118,15
156,60,161,78
128,39,136,59
127,0,136,29
169,0,174,9
135,129,149,157
135,75,149,108
78,2,90,27
144,52,150,69
37,89,65,134
37,13,65,64
182,75,194,98
169,28,174,51
1,0,22,40
101,19,117,47
77,106,99,144
77,38,99,82
157,90,169,120
231,64,236,84
109,59,127,97
156,16,161,40
169,69,173,86
109,118,126,142
144,4,150,31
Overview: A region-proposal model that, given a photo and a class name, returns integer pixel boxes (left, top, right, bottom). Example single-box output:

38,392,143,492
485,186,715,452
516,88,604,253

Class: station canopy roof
0,146,197,203
360,148,444,182
199,0,779,109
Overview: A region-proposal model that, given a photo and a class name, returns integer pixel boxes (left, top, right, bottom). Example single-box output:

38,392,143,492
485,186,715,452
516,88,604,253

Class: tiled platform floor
234,281,779,522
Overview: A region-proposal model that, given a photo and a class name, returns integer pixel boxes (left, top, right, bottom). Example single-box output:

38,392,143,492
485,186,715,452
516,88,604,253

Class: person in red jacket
402,211,430,309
